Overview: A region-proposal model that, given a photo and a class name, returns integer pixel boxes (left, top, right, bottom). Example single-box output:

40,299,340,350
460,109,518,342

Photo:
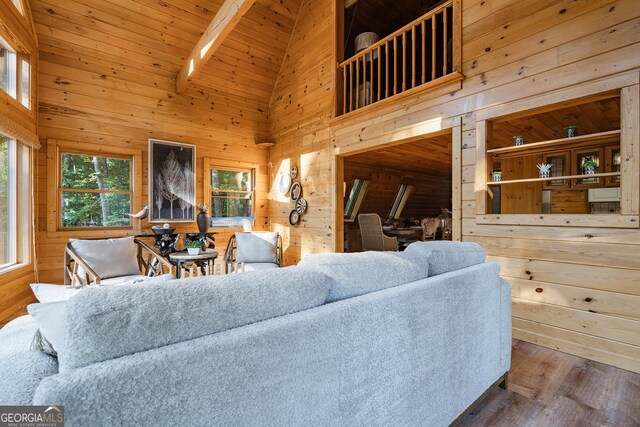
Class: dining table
382,226,423,249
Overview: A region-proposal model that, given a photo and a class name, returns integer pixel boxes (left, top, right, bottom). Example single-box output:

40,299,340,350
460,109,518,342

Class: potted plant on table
185,240,202,255
491,169,502,182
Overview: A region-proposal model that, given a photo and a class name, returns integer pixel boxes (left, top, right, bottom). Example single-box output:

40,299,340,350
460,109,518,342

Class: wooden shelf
488,172,620,185
486,130,621,155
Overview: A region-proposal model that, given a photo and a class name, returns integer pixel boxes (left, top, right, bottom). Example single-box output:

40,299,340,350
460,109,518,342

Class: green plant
583,160,596,168
196,204,208,213
185,240,202,249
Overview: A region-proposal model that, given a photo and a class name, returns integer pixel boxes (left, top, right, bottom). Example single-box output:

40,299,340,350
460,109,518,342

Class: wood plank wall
0,0,38,326
32,0,269,283
268,0,640,372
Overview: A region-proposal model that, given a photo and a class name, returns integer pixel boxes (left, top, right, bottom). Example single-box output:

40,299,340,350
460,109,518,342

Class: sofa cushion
54,266,331,371
235,232,278,263
70,237,140,279
31,284,82,303
404,241,486,276
0,315,39,356
299,251,430,303
0,351,58,405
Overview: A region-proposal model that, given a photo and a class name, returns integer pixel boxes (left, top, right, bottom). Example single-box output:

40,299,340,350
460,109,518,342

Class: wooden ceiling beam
176,0,255,94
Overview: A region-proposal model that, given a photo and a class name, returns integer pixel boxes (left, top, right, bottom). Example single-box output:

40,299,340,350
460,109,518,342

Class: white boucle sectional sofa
0,241,511,427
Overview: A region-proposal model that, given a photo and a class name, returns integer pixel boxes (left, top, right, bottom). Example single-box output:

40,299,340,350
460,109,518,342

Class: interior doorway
339,131,453,252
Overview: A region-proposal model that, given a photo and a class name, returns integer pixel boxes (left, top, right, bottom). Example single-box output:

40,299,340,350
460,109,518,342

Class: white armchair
64,237,173,285
223,232,283,274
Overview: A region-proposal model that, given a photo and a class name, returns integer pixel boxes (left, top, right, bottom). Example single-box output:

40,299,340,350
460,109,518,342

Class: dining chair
358,213,399,251
420,217,440,241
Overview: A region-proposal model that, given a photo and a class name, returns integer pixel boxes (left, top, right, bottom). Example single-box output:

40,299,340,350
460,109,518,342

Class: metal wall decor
287,165,307,226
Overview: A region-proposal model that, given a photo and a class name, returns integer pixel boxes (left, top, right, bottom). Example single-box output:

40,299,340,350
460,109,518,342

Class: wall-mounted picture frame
148,139,196,222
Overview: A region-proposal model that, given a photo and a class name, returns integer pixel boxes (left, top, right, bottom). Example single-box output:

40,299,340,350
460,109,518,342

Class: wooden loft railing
338,0,462,116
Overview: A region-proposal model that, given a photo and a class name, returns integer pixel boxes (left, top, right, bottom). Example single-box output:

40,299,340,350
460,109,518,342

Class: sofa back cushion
235,232,279,264
403,241,485,276
299,251,430,303
53,267,331,371
69,237,140,279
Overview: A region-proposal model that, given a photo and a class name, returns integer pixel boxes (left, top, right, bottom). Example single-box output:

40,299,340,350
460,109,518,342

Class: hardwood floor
461,340,640,427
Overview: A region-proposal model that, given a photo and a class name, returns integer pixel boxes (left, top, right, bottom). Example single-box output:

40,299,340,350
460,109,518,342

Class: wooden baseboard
450,372,509,426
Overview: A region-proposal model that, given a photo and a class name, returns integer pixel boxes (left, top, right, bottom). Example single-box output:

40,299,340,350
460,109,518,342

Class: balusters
337,1,455,115
443,7,448,76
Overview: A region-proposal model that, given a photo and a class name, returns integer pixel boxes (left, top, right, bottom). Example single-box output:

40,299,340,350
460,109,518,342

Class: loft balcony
338,0,462,116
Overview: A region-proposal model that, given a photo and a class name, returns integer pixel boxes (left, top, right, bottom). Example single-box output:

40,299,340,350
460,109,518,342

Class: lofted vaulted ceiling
32,0,301,143
186,0,301,107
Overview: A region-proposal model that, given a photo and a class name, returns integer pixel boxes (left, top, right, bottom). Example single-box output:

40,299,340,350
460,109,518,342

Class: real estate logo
0,406,64,427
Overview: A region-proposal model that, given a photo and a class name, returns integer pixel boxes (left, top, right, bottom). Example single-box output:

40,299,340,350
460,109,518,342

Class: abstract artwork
148,139,196,222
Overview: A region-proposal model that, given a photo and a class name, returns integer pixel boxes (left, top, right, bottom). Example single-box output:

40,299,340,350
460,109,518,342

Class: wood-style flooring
461,340,640,427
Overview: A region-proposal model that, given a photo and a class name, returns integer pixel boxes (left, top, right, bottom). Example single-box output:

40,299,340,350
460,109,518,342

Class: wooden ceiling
490,97,621,149
344,133,452,178
191,0,301,106
32,0,302,142
343,0,443,58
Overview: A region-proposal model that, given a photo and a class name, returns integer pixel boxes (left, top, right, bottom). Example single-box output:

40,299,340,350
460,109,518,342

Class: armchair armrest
134,239,174,277
223,235,237,274
382,235,399,251
64,244,101,285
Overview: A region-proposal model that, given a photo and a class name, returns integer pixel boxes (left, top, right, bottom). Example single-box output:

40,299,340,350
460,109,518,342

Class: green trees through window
210,168,254,222
61,153,132,227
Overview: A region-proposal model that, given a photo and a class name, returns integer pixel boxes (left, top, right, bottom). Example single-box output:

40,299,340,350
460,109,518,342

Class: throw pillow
69,237,140,279
30,284,82,303
235,232,278,263
57,266,331,371
299,251,430,303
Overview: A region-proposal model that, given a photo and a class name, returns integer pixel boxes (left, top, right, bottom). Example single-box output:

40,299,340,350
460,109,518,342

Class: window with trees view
210,168,254,225
60,152,133,228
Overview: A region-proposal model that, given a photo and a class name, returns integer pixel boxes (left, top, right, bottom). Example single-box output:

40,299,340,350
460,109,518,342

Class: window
0,37,17,98
11,0,25,15
19,57,29,108
344,179,369,222
209,167,255,226
0,135,16,268
0,133,30,271
389,184,414,219
59,152,133,228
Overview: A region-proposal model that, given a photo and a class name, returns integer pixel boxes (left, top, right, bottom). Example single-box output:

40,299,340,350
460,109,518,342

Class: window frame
474,83,640,228
0,34,30,110
344,179,369,222
204,158,259,228
389,184,414,220
0,134,31,274
47,139,142,234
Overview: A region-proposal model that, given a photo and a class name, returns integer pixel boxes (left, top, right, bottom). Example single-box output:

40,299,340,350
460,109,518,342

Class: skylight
11,0,25,15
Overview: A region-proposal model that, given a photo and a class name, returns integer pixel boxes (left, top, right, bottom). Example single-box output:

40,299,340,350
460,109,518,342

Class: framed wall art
148,139,196,222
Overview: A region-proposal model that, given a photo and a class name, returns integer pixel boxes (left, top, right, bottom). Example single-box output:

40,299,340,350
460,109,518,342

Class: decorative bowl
151,226,176,235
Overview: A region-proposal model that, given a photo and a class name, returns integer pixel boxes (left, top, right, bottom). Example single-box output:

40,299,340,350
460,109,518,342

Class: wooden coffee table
169,250,219,278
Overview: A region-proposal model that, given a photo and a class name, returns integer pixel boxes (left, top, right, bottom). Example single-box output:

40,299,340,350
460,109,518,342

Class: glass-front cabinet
605,146,621,186
573,147,604,188
542,152,569,189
